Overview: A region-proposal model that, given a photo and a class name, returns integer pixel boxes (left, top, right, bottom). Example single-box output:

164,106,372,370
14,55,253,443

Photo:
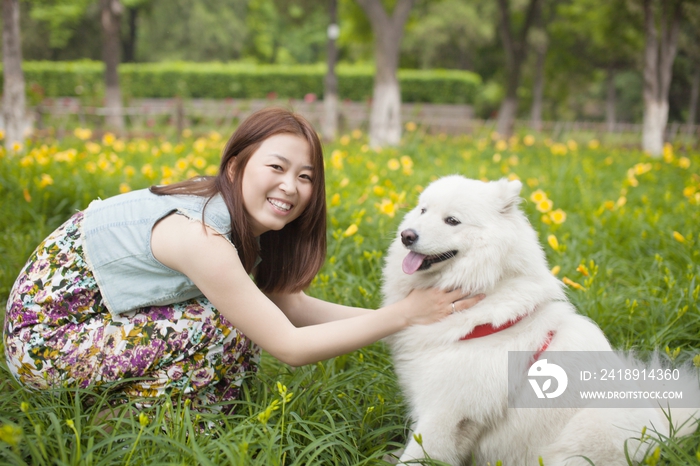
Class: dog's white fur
382,176,695,465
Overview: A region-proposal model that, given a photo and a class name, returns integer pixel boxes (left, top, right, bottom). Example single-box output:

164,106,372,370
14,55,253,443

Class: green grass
0,126,699,464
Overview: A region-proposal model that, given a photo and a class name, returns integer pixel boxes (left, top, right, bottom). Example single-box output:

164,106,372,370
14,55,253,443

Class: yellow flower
182,128,192,138
523,135,535,146
683,186,696,198
74,127,92,140
495,140,508,151
351,129,363,139
663,143,674,163
615,196,627,208
387,158,400,171
175,158,189,171
119,183,131,193
339,177,349,187
161,142,173,153
549,209,566,224
603,200,615,210
679,157,691,169
400,155,413,170
550,143,567,156
86,142,101,154
493,153,502,162
547,234,559,251
0,129,4,140
536,199,553,213
208,131,221,142
672,231,686,243
193,138,207,153
566,140,578,151
405,121,417,132
550,265,561,276
526,178,539,188
193,156,207,169
38,174,53,188
19,156,33,167
376,199,396,218
330,149,343,170
576,264,589,276
633,163,652,175
373,185,386,196
588,139,600,149
205,165,218,176
102,132,116,146
0,423,22,447
12,142,23,153
23,188,31,203
141,163,155,178
541,214,552,225
139,412,149,427
339,135,351,146
530,189,547,203
343,224,358,237
330,193,341,207
562,277,586,291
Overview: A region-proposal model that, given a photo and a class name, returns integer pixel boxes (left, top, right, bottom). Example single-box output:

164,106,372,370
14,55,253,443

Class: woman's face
240,133,314,237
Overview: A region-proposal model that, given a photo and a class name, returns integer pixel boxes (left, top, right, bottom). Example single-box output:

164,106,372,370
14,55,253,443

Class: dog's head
385,175,547,295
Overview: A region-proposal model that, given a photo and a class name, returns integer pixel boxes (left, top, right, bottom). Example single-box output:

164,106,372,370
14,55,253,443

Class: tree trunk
642,0,682,156
356,0,415,148
530,40,547,132
123,6,138,63
605,67,616,133
687,64,699,136
322,0,339,142
495,0,541,138
2,0,27,151
101,0,125,131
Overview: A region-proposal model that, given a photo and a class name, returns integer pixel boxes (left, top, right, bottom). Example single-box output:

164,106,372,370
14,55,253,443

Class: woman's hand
400,288,485,326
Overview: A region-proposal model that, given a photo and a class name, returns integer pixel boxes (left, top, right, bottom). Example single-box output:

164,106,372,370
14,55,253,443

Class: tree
2,0,27,151
100,0,124,130
495,0,541,138
322,0,340,141
356,0,415,148
641,0,683,156
550,0,642,129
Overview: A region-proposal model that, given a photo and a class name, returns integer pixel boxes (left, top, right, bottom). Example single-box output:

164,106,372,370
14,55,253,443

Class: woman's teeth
268,199,292,211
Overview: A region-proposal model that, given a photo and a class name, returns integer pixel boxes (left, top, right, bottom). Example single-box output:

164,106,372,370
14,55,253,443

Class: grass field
0,124,699,465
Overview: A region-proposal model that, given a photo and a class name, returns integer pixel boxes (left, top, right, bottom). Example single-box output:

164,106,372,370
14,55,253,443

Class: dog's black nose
401,229,418,246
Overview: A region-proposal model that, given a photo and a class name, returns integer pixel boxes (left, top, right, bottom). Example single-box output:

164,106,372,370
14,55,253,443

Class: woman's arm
266,291,373,327
268,291,483,328
152,214,474,366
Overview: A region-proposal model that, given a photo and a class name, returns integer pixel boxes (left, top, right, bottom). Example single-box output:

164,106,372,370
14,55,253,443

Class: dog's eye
420,208,426,214
445,216,461,226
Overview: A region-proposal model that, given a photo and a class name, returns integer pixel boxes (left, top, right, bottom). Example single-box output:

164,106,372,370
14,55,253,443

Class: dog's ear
498,178,523,213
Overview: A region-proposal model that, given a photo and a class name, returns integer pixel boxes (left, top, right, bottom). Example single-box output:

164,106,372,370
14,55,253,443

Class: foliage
0,61,483,104
0,124,699,464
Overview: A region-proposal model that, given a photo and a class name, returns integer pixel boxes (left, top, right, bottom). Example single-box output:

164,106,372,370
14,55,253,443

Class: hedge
2,61,481,105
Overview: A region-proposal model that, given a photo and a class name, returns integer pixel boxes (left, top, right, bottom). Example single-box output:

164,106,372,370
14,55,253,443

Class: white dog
382,176,696,465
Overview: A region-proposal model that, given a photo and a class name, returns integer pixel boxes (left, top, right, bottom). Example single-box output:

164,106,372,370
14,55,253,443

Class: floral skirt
4,212,260,410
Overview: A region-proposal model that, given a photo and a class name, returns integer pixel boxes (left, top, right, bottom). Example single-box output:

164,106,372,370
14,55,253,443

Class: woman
4,108,479,410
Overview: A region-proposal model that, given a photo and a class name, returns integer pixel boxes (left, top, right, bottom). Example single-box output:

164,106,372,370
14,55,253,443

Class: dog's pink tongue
402,251,426,275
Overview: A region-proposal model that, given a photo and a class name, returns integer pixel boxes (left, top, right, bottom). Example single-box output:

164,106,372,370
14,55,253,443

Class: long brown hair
150,107,327,294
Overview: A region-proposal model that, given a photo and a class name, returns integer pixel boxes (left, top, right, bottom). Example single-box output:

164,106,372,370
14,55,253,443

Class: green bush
2,61,482,105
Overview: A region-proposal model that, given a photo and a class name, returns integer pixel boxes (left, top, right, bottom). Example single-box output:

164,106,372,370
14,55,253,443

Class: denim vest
80,189,233,315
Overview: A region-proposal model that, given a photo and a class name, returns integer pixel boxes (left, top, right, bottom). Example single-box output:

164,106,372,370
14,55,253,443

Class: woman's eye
445,216,461,226
300,174,313,181
270,164,283,170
